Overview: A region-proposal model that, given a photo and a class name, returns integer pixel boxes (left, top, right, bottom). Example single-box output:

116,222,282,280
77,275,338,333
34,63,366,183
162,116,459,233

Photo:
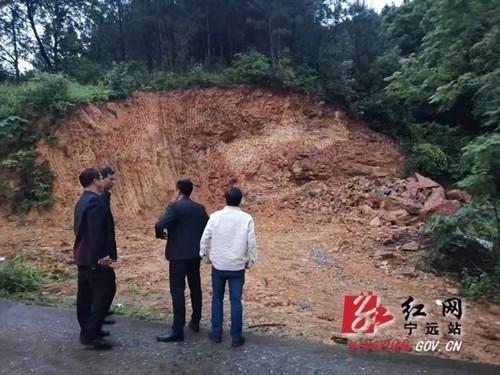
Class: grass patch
0,254,44,293
112,303,170,321
0,254,77,308
0,290,76,309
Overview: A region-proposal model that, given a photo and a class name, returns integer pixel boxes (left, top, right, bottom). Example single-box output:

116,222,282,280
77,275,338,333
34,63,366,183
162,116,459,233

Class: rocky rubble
280,173,469,226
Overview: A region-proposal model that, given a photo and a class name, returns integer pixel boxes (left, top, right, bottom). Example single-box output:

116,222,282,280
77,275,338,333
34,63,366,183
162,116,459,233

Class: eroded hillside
1,87,498,365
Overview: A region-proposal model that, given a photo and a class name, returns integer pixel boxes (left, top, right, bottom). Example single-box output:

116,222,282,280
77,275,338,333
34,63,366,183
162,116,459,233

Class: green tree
459,134,500,259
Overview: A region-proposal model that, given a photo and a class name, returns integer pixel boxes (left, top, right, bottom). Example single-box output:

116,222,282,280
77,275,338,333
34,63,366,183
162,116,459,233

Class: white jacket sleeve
199,217,214,263
245,218,257,269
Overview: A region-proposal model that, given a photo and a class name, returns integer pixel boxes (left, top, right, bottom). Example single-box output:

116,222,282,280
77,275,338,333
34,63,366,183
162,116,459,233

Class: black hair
79,168,101,188
225,187,243,206
100,166,115,178
176,179,194,197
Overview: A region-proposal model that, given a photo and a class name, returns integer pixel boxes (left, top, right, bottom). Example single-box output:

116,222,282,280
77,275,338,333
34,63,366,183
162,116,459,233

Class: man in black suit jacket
73,168,116,350
155,179,209,342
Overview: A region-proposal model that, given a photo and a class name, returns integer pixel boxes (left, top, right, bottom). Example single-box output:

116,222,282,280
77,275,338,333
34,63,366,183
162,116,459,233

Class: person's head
100,166,116,192
176,179,194,198
225,187,243,207
79,168,103,192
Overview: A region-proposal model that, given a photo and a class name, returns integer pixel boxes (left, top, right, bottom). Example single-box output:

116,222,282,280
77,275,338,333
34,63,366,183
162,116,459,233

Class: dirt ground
1,86,499,365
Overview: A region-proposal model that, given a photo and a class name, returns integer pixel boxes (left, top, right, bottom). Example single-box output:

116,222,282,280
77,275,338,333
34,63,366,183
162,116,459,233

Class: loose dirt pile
1,86,498,365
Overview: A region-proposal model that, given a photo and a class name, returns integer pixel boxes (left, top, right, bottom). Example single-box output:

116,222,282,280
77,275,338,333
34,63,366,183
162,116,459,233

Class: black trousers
77,266,116,340
169,258,202,335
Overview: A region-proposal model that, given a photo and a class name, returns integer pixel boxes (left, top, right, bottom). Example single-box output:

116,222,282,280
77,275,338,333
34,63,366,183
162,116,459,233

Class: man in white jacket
199,187,257,347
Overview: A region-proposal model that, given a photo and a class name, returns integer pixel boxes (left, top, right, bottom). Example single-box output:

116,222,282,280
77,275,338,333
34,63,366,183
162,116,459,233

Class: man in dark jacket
73,168,116,350
155,179,209,342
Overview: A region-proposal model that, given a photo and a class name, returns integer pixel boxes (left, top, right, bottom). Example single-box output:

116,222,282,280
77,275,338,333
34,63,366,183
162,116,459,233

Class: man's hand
98,256,112,267
155,230,167,240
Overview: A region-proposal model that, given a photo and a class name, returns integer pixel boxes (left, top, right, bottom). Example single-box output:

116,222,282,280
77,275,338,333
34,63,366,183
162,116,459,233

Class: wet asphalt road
0,298,498,375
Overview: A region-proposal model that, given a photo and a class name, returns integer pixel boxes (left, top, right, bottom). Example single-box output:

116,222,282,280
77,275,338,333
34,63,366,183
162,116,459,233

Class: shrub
424,205,499,299
21,73,75,117
0,117,30,153
460,273,500,299
273,56,324,94
0,254,44,294
424,205,496,272
105,62,133,99
61,56,106,84
67,81,110,104
0,149,54,211
403,143,449,179
228,50,272,84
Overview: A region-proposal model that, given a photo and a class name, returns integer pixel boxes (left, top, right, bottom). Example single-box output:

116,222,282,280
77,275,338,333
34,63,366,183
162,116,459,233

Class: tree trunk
117,0,125,60
25,1,53,70
268,15,274,62
11,6,20,81
170,24,176,69
156,0,164,67
206,3,211,64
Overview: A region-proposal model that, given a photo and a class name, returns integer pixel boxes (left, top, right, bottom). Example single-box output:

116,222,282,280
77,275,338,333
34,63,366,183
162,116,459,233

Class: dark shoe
189,321,200,333
98,330,110,338
103,319,116,325
80,337,113,350
156,332,184,343
208,332,222,343
231,337,245,348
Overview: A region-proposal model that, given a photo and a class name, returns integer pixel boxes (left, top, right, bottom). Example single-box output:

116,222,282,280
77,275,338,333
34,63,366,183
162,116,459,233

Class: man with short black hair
200,187,257,347
155,179,209,342
73,168,116,350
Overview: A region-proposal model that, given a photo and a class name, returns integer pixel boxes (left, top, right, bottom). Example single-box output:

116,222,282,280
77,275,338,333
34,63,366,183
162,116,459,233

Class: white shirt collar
224,205,241,211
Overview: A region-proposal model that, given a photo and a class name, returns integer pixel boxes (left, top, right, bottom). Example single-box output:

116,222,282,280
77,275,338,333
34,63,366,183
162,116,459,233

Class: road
0,298,497,375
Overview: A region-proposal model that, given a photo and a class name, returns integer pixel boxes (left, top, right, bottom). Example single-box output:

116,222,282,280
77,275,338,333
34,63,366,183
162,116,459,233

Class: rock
359,204,377,217
370,217,382,227
427,186,446,203
381,209,412,225
419,186,452,218
373,168,389,177
298,300,309,310
445,189,471,203
415,173,440,189
291,161,303,175
279,202,295,209
374,249,396,260
311,247,335,266
401,241,420,251
405,179,419,198
390,197,423,215
374,186,391,196
393,265,416,277
420,199,461,220
488,305,500,315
